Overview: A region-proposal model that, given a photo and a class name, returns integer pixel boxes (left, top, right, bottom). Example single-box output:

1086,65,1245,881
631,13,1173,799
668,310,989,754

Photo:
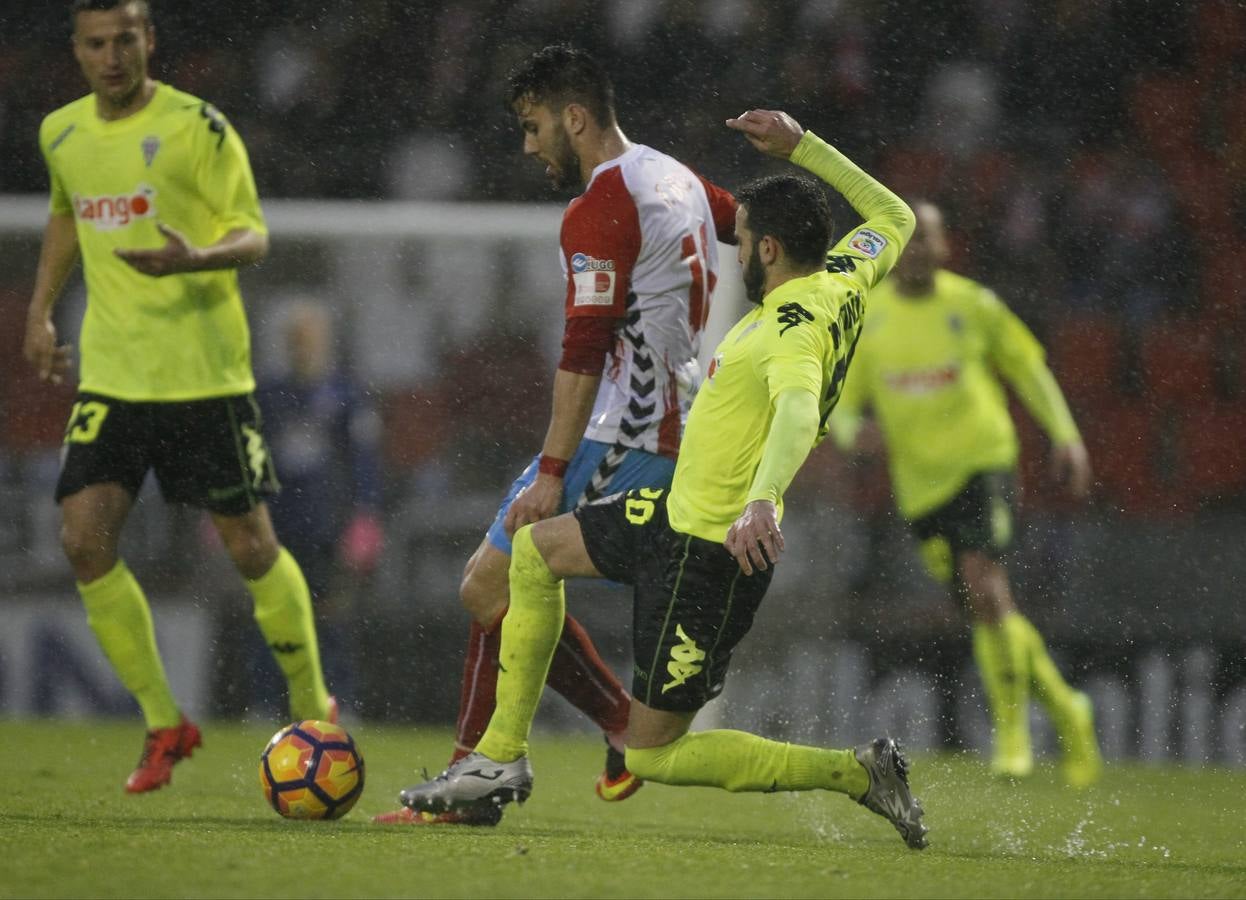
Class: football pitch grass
3,720,1244,899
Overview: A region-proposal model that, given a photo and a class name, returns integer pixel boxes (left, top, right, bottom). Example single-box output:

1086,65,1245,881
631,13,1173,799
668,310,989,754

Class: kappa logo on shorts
240,424,269,487
662,624,706,694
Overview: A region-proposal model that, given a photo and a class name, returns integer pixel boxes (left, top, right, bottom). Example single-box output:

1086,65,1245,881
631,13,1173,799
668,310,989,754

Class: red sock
450,618,500,764
546,612,630,737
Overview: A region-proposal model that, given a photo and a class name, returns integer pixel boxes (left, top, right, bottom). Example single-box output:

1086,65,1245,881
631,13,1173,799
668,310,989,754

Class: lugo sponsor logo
570,252,616,306
73,184,157,231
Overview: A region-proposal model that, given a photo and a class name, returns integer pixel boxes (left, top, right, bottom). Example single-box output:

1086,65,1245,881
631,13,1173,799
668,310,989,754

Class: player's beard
547,125,582,191
743,243,766,306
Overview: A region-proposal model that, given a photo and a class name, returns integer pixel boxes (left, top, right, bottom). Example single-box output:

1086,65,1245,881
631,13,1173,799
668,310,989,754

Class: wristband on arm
538,455,569,478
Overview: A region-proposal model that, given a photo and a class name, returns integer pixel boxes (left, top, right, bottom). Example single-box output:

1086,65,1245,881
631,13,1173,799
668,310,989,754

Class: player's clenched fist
725,109,805,159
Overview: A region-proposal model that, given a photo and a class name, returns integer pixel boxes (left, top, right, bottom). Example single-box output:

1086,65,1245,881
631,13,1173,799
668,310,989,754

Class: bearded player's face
515,98,582,192
73,3,153,110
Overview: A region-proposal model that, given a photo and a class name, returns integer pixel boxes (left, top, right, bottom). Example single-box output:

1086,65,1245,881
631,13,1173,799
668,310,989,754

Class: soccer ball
259,720,365,820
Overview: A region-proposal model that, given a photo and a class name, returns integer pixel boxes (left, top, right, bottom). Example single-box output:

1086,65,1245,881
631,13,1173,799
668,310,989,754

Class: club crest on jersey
847,227,888,259
141,135,160,167
73,184,157,231
707,352,723,381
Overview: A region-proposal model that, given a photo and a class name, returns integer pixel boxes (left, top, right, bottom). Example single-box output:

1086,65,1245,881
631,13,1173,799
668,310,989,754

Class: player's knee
623,742,672,783
511,525,555,587
60,523,116,580
222,529,279,580
459,563,504,624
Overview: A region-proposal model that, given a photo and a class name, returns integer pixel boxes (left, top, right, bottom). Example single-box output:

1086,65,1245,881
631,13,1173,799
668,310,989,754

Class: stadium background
0,0,1243,765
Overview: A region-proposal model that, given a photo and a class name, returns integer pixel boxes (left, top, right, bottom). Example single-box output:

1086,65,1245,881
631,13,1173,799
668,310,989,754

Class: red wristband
538,455,569,478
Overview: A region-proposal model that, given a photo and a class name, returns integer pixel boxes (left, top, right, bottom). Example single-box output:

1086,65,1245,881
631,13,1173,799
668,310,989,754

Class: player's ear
563,102,588,137
758,234,781,266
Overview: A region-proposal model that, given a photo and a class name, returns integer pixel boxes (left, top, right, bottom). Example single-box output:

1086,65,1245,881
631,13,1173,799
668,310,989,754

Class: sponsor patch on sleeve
847,227,888,259
573,269,616,306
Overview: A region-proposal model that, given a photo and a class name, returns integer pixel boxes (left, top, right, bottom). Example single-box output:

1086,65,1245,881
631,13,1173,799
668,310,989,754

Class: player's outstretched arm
114,224,268,277
24,213,79,385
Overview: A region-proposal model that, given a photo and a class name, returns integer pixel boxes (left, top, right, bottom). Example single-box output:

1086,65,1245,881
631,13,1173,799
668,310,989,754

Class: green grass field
2,719,1244,899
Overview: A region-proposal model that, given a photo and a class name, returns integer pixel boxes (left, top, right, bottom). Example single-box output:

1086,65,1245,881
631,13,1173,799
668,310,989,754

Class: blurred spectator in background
245,299,384,715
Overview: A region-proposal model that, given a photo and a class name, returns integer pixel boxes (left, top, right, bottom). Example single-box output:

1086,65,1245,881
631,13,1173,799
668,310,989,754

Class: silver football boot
399,751,534,816
854,737,929,850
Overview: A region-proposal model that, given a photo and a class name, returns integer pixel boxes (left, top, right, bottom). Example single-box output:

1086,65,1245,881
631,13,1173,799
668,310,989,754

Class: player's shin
475,526,565,763
624,730,869,798
80,560,181,729
1006,613,1075,721
972,618,1032,776
547,613,630,738
248,547,331,721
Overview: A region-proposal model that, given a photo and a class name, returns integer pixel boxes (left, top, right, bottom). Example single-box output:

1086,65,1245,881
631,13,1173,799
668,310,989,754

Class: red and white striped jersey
560,143,736,458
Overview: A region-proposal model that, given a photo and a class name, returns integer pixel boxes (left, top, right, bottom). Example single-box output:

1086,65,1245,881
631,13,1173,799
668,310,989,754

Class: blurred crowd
1,0,1244,520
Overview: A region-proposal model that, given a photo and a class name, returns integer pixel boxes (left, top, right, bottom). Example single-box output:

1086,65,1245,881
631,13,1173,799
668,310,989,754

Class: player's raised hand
114,223,203,276
23,315,72,385
1052,440,1092,500
725,109,805,159
724,499,784,576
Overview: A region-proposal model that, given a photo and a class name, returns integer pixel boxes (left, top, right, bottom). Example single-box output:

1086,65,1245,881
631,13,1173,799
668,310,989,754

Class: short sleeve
194,102,267,235
39,118,73,216
560,166,640,319
695,172,737,245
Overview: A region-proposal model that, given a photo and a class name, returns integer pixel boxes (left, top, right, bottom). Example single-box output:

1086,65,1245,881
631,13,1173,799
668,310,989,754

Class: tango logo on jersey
570,252,616,273
73,184,157,231
847,227,888,259
884,364,960,395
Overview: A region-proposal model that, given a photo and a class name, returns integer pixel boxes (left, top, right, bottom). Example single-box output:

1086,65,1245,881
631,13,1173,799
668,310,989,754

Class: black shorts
908,471,1017,584
574,487,773,713
55,391,280,516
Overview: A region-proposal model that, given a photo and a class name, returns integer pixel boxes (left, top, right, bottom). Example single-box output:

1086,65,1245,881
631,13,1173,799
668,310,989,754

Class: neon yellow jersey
40,82,266,401
831,270,1081,520
667,132,913,542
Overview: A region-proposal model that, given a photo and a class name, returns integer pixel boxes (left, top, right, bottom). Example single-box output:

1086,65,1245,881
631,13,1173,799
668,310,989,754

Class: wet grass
2,719,1243,898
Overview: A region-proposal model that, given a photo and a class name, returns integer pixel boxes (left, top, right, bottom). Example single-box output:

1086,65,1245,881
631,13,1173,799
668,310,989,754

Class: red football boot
124,718,203,794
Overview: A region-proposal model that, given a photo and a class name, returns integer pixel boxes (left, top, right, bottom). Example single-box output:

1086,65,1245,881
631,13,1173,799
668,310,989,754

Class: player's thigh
627,499,774,712
910,471,1016,584
152,394,279,516
528,512,602,580
55,392,149,509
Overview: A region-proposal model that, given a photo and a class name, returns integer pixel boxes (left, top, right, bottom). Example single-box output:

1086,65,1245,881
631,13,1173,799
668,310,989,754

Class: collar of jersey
88,80,167,132
760,269,826,308
584,143,644,190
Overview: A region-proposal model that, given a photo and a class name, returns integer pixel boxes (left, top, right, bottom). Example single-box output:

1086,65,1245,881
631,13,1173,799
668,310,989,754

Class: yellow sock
79,560,180,729
248,547,329,721
972,615,1032,772
476,526,564,763
1008,614,1078,735
625,730,869,798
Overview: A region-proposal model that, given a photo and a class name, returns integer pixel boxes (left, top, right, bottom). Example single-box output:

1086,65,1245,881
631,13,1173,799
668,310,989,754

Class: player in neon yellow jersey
829,200,1103,786
396,110,929,849
23,0,335,793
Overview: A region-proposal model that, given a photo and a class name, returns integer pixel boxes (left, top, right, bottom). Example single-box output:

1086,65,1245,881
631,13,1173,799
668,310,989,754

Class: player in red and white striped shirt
376,44,735,826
